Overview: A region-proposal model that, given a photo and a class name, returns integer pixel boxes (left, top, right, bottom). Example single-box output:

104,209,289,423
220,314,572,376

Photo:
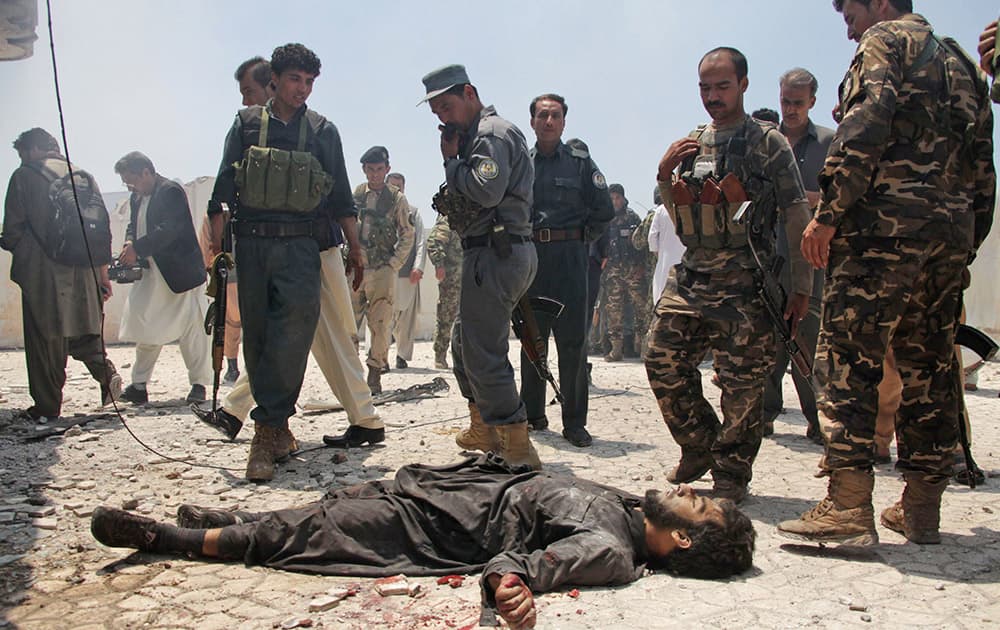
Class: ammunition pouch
234,109,334,213
432,182,483,234
667,177,750,249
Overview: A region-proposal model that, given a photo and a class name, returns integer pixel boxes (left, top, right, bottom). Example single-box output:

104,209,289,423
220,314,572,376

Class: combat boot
455,402,499,452
273,426,299,461
880,473,947,544
777,468,878,546
496,422,542,471
666,449,713,484
246,424,280,482
434,351,449,370
605,341,623,362
707,473,749,505
367,365,382,395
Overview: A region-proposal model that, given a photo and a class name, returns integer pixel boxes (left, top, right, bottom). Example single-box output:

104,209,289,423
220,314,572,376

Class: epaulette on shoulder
565,137,590,159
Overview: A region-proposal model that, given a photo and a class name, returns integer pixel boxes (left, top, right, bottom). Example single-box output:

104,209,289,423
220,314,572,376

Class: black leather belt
461,233,532,250
233,221,314,238
533,227,583,243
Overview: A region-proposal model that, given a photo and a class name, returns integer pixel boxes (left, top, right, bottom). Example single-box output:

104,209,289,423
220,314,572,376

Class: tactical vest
233,108,334,213
354,184,401,266
664,120,777,250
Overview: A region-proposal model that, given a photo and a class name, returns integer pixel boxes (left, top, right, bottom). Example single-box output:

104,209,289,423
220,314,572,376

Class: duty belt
233,221,314,238
532,227,583,243
461,233,531,250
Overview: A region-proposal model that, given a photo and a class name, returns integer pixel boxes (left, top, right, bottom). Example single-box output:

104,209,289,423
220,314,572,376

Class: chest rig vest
233,108,334,213
666,120,776,251
354,184,401,265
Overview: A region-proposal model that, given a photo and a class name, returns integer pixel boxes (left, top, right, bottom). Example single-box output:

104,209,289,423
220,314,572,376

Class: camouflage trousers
604,262,651,349
644,266,774,482
816,236,967,481
433,266,462,356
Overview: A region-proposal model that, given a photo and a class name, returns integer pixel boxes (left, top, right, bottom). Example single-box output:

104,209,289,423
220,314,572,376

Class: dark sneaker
190,404,243,441
91,506,160,551
562,426,593,447
120,384,148,405
528,416,549,431
395,357,408,369
323,425,386,448
186,385,206,404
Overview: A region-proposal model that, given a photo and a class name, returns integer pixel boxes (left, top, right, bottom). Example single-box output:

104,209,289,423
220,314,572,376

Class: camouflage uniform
631,209,659,306
349,182,415,371
426,214,463,362
645,115,812,488
602,207,646,357
812,14,995,481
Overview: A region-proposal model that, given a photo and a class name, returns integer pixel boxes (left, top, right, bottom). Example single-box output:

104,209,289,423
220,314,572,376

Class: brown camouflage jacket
817,13,995,253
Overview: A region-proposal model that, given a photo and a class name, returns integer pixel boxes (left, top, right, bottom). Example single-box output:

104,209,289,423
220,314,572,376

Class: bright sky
1,1,997,227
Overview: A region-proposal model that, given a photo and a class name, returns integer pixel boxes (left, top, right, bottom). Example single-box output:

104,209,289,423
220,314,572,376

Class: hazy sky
2,1,997,226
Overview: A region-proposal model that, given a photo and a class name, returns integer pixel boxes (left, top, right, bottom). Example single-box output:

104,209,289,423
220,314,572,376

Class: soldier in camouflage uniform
631,188,661,314
646,47,813,503
779,0,995,546
426,214,463,369
602,184,647,362
349,146,415,394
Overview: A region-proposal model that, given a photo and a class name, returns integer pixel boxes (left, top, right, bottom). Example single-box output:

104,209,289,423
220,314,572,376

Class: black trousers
22,298,114,417
520,240,589,429
236,235,320,427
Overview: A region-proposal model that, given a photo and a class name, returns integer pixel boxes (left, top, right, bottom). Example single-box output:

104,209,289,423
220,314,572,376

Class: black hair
270,43,321,77
114,151,155,176
530,93,568,118
833,0,912,12
13,128,59,153
751,108,780,124
700,46,749,81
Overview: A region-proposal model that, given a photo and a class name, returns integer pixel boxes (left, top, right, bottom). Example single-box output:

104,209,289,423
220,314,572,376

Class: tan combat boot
880,472,947,544
246,424,280,482
777,468,878,545
455,402,499,452
496,422,542,471
273,426,299,461
367,365,382,395
666,449,713,484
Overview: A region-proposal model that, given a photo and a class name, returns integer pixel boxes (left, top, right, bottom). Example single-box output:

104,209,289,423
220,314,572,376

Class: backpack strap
258,109,270,148
297,114,309,151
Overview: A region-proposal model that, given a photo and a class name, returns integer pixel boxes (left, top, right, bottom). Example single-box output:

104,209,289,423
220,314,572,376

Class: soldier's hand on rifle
800,218,836,269
979,20,998,75
435,266,446,281
784,292,810,339
657,138,700,181
119,241,137,267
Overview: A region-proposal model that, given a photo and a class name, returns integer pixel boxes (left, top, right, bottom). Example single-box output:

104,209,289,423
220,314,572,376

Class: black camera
108,259,148,284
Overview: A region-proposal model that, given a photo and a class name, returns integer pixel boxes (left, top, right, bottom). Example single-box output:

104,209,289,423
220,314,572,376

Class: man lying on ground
91,454,755,628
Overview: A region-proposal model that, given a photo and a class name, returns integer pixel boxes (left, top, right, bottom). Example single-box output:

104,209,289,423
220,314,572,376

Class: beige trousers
222,249,381,429
351,265,397,370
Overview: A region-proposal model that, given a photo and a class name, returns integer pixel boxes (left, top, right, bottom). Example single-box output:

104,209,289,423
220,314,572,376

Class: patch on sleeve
592,170,607,189
476,158,500,180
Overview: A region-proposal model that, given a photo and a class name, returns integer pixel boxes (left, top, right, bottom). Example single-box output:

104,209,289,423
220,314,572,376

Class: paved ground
0,341,998,629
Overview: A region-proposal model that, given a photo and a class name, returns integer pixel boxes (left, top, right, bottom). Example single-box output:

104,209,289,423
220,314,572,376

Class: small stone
180,472,203,481
25,505,55,518
76,480,97,490
121,499,140,510
325,586,352,600
407,583,422,597
331,453,348,465
165,471,180,480
47,480,76,491
71,506,95,518
63,425,83,437
861,614,872,622
33,517,57,530
77,435,99,443
838,596,853,606
374,574,410,597
0,513,14,523
63,501,84,510
934,583,945,591
279,617,313,629
849,604,868,612
308,596,340,612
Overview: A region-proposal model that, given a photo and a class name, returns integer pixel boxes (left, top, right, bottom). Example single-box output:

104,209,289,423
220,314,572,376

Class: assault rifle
203,209,235,415
732,201,820,393
511,296,565,404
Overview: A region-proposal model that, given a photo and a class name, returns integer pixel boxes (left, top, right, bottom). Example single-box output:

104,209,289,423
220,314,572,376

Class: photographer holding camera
115,152,212,405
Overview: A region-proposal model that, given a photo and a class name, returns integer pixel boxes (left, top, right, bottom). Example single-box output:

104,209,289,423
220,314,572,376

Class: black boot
190,404,243,441
323,425,386,448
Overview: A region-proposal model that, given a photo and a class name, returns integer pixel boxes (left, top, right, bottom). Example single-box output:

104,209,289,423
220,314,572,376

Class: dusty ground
0,341,998,629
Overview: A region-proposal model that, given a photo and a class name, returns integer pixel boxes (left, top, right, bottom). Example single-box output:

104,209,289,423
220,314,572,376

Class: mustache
706,101,724,108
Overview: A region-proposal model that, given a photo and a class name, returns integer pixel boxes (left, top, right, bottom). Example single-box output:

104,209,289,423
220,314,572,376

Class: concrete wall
0,177,440,348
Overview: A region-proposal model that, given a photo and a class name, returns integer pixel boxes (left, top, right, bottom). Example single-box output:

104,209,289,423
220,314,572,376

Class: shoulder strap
259,109,270,148
297,113,308,151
